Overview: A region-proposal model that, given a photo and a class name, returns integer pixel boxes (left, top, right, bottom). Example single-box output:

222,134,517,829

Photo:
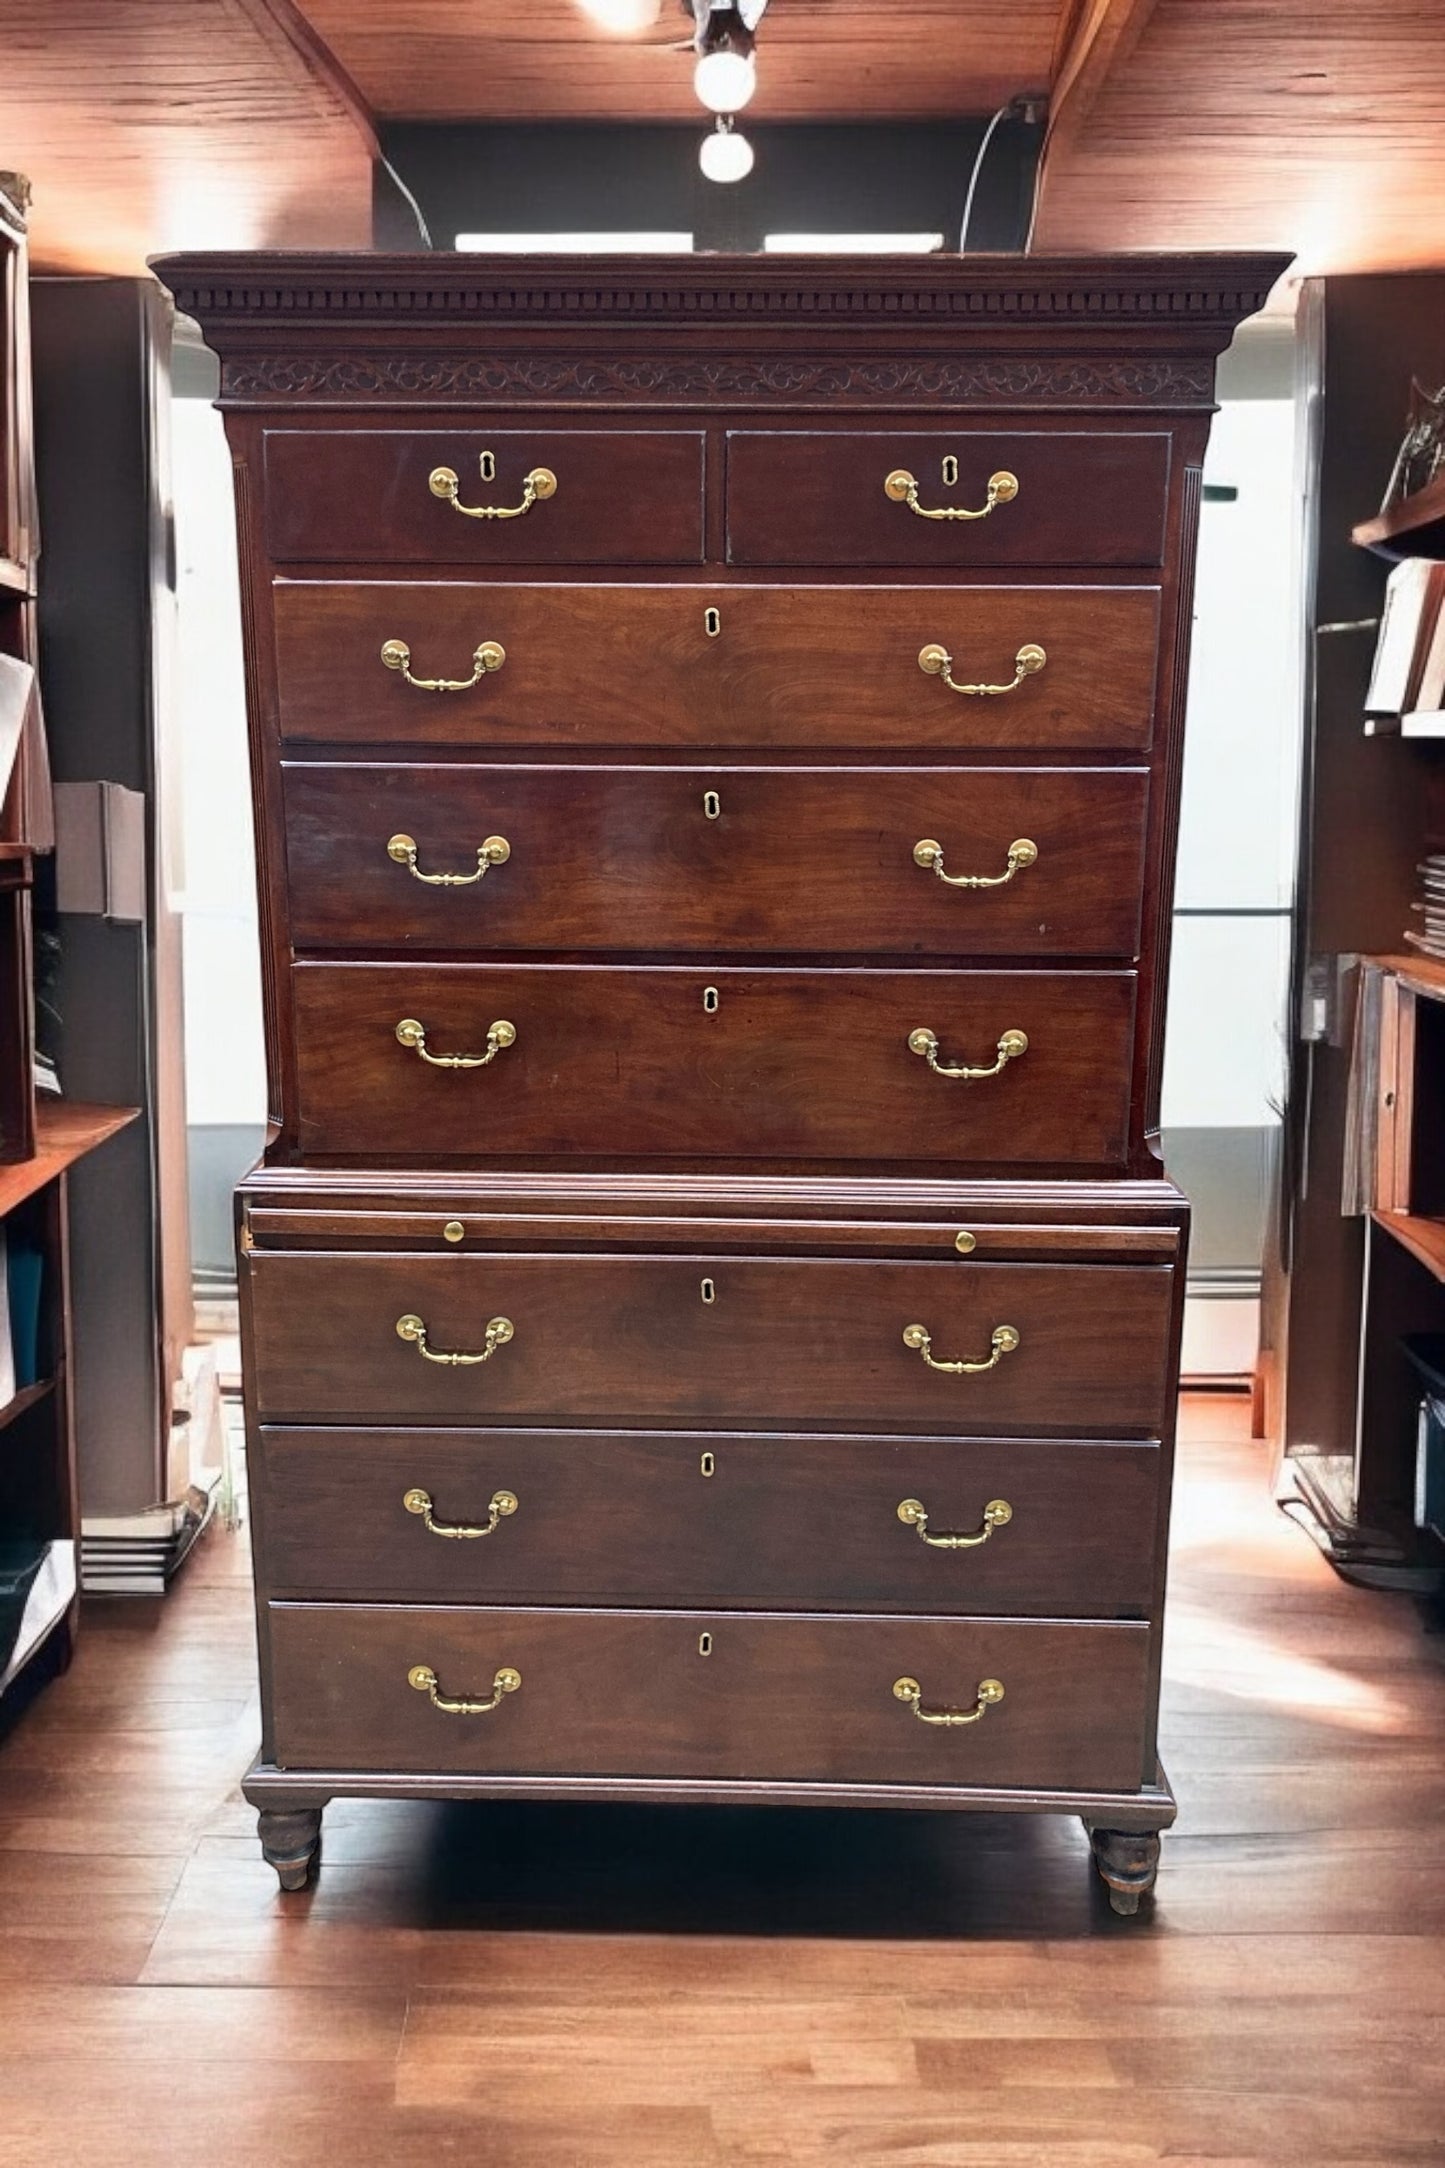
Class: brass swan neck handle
408,1663,522,1715
395,1017,516,1069
388,833,511,887
884,467,1018,521
892,1676,1005,1726
395,1312,515,1366
428,460,557,520
903,1322,1020,1375
913,836,1038,888
908,1026,1028,1082
917,641,1046,697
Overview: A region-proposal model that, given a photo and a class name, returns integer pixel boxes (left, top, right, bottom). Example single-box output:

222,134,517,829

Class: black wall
377,120,1041,254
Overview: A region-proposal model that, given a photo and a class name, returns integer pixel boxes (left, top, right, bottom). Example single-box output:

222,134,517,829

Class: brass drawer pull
903,1322,1020,1374
408,1662,522,1715
917,641,1046,696
404,1485,518,1538
885,467,1017,521
908,1026,1027,1081
396,1312,515,1366
892,1675,1005,1726
380,637,506,692
395,1016,516,1069
897,1496,1012,1548
429,460,557,520
913,836,1038,888
387,833,511,887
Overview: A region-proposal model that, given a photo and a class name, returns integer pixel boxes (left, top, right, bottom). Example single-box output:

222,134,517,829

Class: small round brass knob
954,1230,977,1254
443,1220,465,1243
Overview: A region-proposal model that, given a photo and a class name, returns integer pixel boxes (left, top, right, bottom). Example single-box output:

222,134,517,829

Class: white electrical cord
958,103,1010,253
378,153,433,249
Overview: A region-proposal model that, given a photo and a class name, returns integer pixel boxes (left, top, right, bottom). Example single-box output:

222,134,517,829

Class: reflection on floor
0,1392,1441,2165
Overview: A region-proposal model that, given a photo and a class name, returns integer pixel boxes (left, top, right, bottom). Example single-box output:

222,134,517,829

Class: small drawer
290,961,1138,1167
726,431,1170,567
245,1249,1177,1434
271,581,1162,752
262,431,706,565
281,762,1152,959
267,1602,1153,1793
255,1425,1162,1617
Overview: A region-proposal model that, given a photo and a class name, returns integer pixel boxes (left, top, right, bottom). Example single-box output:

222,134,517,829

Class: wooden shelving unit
1354,470,1445,560
0,176,139,1713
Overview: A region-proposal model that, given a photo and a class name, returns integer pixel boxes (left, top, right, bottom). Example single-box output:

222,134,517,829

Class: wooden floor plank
0,1390,1441,2165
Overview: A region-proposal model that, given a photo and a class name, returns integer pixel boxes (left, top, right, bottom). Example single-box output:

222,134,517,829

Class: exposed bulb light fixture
576,0,663,30
699,115,754,183
694,45,755,111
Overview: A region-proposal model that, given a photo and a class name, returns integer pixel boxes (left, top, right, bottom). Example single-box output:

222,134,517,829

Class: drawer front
271,581,1161,752
267,1603,1153,1791
290,962,1137,1166
726,432,1170,567
256,1425,1161,1617
262,431,706,565
282,763,1151,959
246,1252,1176,1433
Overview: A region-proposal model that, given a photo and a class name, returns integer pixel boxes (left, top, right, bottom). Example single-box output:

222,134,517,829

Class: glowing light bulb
699,120,754,183
576,0,662,30
694,47,756,113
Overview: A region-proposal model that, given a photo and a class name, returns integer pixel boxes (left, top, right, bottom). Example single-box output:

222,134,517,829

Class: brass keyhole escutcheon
942,453,959,487
698,1632,713,1656
700,1277,716,1304
703,986,720,1013
700,1451,716,1478
704,605,721,637
479,449,496,482
703,789,721,820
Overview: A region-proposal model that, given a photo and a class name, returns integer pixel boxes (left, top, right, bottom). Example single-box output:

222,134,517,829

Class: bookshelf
0,176,138,1714
1353,470,1445,560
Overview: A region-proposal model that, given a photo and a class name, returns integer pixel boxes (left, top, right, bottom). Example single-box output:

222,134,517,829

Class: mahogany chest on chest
158,250,1281,1911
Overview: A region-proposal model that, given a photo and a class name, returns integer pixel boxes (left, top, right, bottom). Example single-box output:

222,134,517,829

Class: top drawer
726,431,1170,567
262,430,707,566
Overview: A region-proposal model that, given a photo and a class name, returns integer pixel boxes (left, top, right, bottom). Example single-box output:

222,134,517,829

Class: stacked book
1365,559,1445,736
1406,854,1445,961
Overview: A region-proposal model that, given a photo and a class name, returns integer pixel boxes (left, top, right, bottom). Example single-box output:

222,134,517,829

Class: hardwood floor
0,1393,1441,2165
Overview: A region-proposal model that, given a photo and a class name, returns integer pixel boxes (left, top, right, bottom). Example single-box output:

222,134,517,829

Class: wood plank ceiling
293,0,1066,123
0,0,375,273
1,0,1445,276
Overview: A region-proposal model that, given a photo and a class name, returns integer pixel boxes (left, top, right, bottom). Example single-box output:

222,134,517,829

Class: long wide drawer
282,762,1151,959
725,431,1171,567
263,430,707,565
245,1251,1176,1432
270,581,1162,751
290,962,1137,1166
267,1603,1153,1791
255,1425,1161,1617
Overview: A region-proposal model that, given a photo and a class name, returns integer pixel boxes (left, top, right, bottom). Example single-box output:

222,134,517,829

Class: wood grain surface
244,1249,1176,1433
725,430,1171,567
280,761,1152,957
253,1424,1162,1616
265,1603,1154,1792
0,1398,1438,2168
288,960,1139,1166
263,429,707,565
271,579,1164,752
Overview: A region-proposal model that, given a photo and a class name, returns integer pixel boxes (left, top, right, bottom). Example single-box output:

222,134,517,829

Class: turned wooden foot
1086,1824,1161,1915
257,1806,322,1891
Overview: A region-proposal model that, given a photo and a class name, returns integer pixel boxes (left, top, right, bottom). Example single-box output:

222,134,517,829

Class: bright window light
764,233,945,254
456,232,694,254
